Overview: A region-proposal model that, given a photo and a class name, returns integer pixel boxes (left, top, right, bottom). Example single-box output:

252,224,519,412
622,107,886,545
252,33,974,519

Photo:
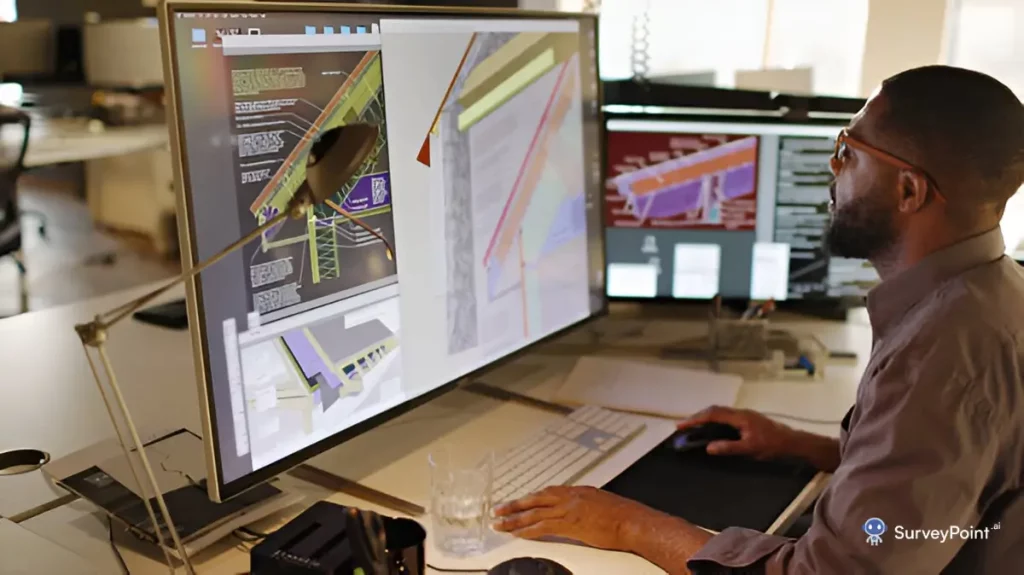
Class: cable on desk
235,525,271,540
108,516,132,575
426,564,489,573
760,411,844,425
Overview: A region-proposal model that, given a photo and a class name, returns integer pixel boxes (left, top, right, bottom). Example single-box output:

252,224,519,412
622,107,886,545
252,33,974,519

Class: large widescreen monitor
604,116,878,302
160,1,604,501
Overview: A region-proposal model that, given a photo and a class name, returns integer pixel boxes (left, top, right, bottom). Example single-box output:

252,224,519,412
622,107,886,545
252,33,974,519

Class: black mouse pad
603,443,818,533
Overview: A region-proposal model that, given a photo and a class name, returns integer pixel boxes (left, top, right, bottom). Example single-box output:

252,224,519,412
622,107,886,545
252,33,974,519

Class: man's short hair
879,65,1024,208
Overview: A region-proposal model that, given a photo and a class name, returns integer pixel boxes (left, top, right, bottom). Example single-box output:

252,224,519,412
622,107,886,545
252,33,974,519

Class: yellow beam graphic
458,48,556,132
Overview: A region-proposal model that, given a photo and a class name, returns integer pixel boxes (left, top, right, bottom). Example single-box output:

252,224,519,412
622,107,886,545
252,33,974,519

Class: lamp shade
304,123,380,205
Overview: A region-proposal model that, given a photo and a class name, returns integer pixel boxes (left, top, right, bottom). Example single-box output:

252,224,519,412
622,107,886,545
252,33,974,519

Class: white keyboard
492,405,646,504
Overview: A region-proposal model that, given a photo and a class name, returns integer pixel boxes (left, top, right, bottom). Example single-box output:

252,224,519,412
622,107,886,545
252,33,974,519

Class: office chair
0,105,31,314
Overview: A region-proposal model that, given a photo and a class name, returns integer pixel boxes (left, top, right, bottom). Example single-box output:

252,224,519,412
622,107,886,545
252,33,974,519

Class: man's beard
824,190,897,260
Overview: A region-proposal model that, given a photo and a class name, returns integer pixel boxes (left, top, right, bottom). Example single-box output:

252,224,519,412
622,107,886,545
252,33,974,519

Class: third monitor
604,116,879,302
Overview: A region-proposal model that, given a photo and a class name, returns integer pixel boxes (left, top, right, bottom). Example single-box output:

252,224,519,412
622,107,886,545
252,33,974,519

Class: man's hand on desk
493,486,712,575
492,485,647,550
679,406,841,473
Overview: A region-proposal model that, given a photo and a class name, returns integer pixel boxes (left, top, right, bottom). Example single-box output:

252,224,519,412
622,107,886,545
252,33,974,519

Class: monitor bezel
601,109,865,307
159,0,606,502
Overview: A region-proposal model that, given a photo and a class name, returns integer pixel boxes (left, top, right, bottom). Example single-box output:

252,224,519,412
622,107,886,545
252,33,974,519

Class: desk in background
1,118,175,254
0,288,870,573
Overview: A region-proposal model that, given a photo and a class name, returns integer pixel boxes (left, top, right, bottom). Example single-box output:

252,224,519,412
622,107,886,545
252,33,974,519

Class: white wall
946,0,1024,96
945,0,1024,255
763,0,869,96
859,0,949,96
560,0,868,96
574,0,769,83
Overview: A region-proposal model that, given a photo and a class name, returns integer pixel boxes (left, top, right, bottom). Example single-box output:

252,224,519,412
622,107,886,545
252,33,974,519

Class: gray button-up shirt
688,227,1024,574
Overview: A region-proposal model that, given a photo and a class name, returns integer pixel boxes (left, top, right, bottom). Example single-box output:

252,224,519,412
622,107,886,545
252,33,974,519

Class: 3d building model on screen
418,31,590,356
279,318,397,406
238,295,401,464
606,132,760,231
229,48,397,319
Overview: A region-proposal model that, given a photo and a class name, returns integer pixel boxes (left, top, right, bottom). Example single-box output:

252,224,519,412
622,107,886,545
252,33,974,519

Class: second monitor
604,116,879,302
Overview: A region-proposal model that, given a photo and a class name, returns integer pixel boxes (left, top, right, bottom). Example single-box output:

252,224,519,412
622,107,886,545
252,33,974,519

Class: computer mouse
487,557,573,575
666,422,742,452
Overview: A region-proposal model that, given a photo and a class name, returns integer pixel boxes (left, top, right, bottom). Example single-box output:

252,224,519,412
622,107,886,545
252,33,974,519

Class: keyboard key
490,405,645,503
549,450,603,486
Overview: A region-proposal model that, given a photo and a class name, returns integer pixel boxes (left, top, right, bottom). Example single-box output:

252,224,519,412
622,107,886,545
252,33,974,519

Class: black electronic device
132,298,188,330
488,557,573,575
251,501,383,574
666,423,741,453
251,501,426,575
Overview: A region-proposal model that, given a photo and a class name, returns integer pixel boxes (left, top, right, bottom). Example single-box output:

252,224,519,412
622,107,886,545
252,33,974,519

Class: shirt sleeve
686,350,1000,575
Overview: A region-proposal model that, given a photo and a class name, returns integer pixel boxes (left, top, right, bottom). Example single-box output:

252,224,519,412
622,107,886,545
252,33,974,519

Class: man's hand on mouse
677,405,797,460
492,485,654,551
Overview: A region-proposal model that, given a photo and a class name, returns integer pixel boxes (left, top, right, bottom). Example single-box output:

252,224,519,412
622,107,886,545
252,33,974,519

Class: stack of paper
553,356,743,419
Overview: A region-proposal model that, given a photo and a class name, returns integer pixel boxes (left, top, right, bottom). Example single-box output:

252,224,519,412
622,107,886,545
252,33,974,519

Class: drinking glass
428,445,494,556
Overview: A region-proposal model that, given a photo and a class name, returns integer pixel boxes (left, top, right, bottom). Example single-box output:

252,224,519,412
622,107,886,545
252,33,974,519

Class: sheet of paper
553,355,743,419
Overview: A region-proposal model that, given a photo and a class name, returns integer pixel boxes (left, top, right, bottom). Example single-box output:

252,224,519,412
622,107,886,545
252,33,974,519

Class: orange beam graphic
630,146,757,197
485,64,575,267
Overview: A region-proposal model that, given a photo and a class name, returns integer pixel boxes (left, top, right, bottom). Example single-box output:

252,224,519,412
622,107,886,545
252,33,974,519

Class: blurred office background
0,0,1022,315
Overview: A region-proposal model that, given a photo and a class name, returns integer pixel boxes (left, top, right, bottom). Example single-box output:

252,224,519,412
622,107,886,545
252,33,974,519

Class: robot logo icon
864,518,886,546
641,235,658,254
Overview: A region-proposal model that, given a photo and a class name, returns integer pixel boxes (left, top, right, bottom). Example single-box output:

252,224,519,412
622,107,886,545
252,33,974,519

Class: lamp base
41,429,301,560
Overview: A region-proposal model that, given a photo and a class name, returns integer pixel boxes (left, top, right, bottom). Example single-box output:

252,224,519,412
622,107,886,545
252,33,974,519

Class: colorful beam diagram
469,33,579,268
610,136,758,223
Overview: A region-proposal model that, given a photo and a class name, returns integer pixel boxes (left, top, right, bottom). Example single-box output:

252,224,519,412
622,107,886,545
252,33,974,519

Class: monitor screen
604,117,878,301
163,4,603,500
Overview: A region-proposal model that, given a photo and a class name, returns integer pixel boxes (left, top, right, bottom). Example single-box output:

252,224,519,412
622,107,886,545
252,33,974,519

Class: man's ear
897,171,929,213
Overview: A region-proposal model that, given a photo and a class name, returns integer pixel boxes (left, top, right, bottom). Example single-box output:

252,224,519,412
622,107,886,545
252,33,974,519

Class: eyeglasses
831,129,946,202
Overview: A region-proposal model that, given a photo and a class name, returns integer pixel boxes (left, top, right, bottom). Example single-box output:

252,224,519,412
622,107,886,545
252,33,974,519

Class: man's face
826,97,900,260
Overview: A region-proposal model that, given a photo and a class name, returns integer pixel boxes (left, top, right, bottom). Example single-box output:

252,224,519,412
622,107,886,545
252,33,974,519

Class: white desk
0,288,871,573
0,282,199,520
0,118,169,169
0,518,99,574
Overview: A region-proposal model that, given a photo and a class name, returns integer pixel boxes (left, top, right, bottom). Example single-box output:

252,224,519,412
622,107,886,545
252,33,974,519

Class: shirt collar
866,227,1006,339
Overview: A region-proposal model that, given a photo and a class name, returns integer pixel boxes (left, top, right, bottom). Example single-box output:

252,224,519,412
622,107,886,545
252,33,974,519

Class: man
493,65,1024,574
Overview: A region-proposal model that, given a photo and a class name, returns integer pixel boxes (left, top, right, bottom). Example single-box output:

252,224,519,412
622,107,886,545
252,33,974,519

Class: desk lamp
74,123,393,574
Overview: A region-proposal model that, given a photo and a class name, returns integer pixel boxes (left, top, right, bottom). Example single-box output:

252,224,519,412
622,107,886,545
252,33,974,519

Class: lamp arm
93,210,292,332
88,190,394,336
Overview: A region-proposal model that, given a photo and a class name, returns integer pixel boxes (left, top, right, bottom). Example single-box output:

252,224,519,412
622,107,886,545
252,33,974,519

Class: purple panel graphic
342,172,391,213
486,260,502,301
539,193,586,257
636,180,702,219
722,165,756,199
260,205,285,242
282,331,344,390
